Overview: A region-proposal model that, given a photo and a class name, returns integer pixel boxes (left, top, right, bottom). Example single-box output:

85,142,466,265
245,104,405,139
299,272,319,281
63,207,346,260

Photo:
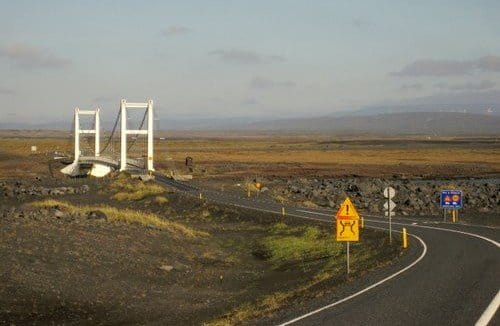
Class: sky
1,0,500,124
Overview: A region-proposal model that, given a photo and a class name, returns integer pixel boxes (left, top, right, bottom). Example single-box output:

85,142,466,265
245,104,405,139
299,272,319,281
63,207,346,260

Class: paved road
155,175,500,325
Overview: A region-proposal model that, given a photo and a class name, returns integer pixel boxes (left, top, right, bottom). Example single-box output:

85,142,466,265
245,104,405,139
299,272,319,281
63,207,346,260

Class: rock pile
270,178,499,216
0,206,107,222
0,181,89,199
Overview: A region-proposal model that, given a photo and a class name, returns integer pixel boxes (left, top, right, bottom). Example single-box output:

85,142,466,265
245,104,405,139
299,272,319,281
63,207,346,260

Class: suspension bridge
61,99,155,177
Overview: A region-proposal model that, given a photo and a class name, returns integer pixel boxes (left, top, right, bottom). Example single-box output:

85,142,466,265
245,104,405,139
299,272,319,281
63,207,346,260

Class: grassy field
1,136,499,179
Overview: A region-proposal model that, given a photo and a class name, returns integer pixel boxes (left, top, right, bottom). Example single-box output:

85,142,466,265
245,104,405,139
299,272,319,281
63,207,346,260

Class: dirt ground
1,190,321,324
0,134,497,324
154,136,500,179
0,152,401,325
1,136,499,180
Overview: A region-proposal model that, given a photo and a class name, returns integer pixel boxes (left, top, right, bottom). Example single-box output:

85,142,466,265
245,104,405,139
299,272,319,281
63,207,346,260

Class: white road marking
363,213,500,230
296,209,331,216
364,217,500,326
476,290,500,326
166,185,500,325
278,231,427,326
234,206,500,326
365,218,500,248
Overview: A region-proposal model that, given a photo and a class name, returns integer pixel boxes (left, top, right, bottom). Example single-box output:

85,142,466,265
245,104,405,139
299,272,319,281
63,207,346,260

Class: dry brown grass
1,137,499,179
155,138,500,177
109,174,166,201
154,196,169,205
160,144,500,166
0,138,71,156
30,199,207,238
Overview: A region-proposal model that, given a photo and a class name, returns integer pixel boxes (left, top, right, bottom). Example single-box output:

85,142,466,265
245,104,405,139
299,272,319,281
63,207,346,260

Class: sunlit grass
154,196,169,205
30,199,207,238
207,224,400,325
255,224,343,269
109,174,166,201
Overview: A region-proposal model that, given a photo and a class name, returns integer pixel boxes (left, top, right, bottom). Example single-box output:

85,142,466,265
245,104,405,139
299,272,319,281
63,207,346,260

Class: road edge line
476,290,500,326
276,232,427,326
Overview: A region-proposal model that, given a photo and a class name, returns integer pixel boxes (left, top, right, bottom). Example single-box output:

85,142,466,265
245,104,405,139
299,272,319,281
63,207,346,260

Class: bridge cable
99,108,121,155
127,109,148,151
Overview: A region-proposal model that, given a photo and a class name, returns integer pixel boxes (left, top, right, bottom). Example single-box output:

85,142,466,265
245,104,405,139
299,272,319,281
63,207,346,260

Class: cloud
0,43,70,69
391,56,500,76
161,25,191,36
351,18,374,28
436,80,496,91
392,59,474,76
399,83,424,91
0,86,15,95
209,49,284,64
249,76,296,90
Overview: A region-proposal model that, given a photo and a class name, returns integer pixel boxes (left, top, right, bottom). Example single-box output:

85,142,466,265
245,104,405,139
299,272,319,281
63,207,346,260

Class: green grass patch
209,225,402,325
109,174,166,201
30,199,207,238
254,223,343,269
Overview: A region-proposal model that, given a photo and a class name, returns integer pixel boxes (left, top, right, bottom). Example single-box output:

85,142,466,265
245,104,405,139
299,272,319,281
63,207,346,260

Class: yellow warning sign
335,197,360,242
336,219,359,241
335,197,360,220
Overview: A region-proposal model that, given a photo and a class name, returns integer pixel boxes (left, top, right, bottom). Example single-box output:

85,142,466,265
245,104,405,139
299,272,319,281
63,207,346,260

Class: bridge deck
78,156,144,169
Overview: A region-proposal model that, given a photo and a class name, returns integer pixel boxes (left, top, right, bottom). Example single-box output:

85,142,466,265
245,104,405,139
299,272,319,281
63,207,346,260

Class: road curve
155,176,499,325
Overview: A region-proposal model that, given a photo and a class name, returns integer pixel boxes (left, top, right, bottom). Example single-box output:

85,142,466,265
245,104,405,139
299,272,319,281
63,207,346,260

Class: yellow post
402,228,408,249
199,193,203,200
361,216,364,229
451,210,456,223
281,206,286,217
247,187,251,198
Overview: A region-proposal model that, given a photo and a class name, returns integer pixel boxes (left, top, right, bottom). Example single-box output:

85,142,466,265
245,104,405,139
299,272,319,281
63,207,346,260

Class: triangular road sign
335,197,360,220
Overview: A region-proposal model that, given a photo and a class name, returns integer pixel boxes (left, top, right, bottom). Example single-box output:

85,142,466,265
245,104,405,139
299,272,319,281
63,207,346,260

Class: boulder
53,209,65,219
87,210,107,221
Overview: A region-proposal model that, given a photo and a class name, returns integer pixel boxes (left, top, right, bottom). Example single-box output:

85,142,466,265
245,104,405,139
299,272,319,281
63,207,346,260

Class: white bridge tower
62,99,155,177
120,99,154,172
61,107,102,176
73,107,100,160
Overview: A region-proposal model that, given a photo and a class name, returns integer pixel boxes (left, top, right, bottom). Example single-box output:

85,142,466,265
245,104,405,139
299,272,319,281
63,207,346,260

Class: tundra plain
0,133,498,324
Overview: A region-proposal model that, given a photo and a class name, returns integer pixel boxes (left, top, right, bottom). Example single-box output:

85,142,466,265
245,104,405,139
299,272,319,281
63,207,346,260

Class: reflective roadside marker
402,228,408,249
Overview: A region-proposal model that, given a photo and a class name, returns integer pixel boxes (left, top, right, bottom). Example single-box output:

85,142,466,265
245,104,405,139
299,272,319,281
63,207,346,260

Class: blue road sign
440,190,463,209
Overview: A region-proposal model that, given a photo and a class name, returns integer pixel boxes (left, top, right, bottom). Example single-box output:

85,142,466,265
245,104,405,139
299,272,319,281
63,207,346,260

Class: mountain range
1,89,499,135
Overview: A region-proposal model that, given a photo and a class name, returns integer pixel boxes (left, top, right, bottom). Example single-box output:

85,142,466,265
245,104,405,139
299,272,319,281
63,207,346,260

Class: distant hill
350,90,500,117
1,112,499,136
238,112,500,135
